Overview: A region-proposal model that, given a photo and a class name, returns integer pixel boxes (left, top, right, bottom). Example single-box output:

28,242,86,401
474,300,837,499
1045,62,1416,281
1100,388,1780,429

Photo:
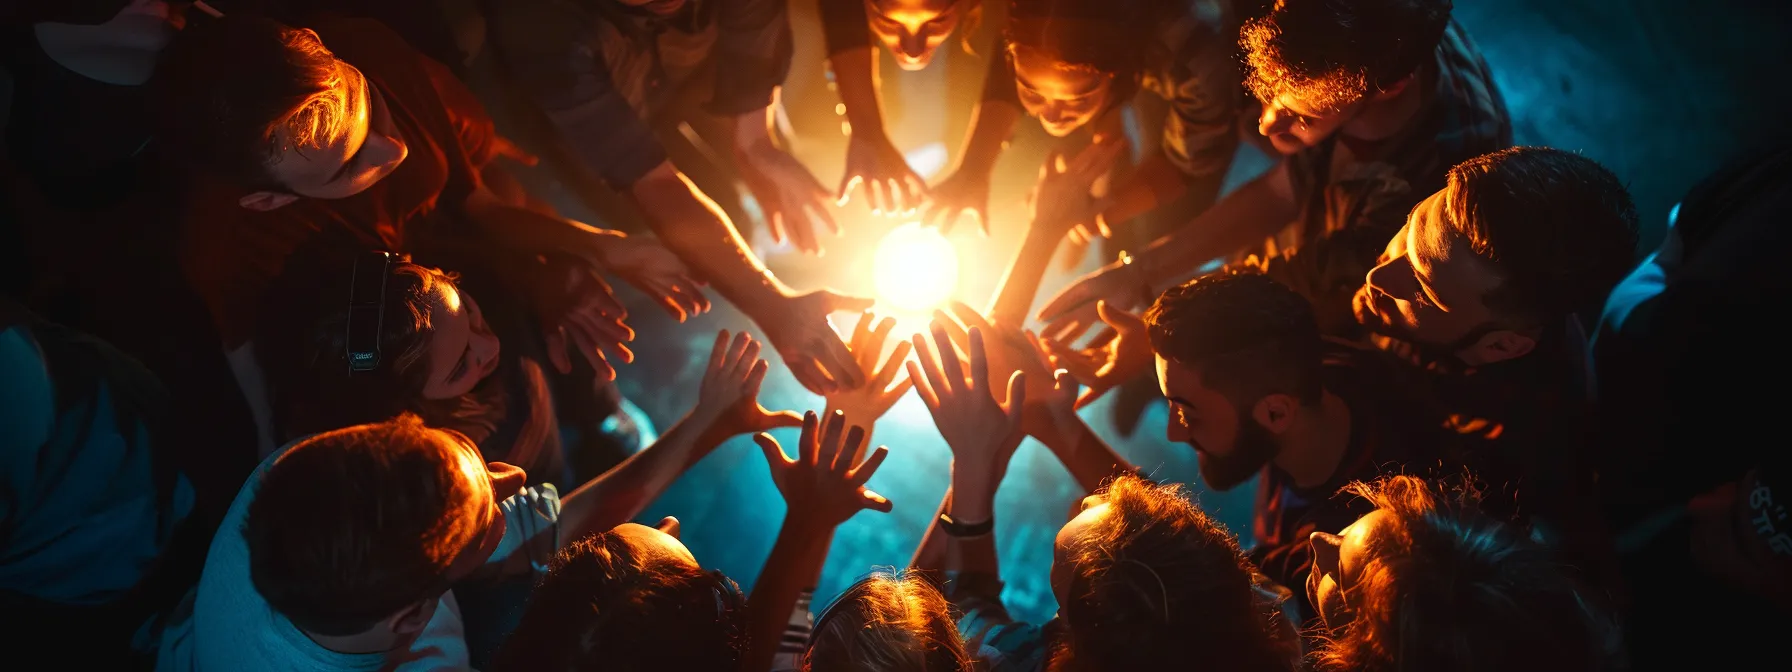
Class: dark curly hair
1143,271,1325,409
1241,0,1453,111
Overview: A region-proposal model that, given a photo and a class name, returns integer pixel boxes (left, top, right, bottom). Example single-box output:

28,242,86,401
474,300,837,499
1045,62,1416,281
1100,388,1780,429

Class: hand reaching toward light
760,289,876,395
532,258,634,380
592,233,711,321
824,310,915,446
755,409,894,530
922,166,993,236
1041,300,1153,409
740,144,840,256
908,321,1026,479
694,330,804,447
1035,256,1154,344
1027,138,1124,242
837,132,926,217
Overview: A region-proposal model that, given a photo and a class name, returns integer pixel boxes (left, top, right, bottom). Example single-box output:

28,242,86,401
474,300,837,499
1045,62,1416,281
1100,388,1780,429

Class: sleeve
484,483,562,578
486,1,667,187
768,588,815,672
817,0,873,56
944,571,1047,667
418,49,498,170
708,0,794,116
1157,36,1243,178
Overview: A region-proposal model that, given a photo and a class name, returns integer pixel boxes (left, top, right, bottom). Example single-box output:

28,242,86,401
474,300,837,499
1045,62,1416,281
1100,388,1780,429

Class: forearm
629,165,789,312
934,467,1002,576
832,47,888,142
556,409,715,542
1101,151,1188,226
465,189,620,262
987,214,1076,325
744,516,834,672
1130,164,1297,289
1035,415,1134,495
951,100,1021,177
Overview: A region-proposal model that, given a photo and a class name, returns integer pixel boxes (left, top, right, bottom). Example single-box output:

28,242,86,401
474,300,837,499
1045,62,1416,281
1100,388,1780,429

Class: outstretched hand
824,310,915,442
756,410,894,530
740,144,841,256
534,258,635,380
760,289,876,395
1036,257,1153,344
908,321,1026,479
922,166,992,236
1041,300,1153,409
1027,138,1124,241
695,330,804,447
593,234,712,322
837,132,927,217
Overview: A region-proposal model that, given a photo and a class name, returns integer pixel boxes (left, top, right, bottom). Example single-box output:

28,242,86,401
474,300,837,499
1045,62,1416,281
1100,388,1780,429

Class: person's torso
1,23,158,209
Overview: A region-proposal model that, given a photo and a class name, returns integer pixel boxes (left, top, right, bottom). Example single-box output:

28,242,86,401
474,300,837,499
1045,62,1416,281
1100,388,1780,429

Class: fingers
763,408,806,429
869,339,913,392
861,487,894,513
565,322,620,381
868,178,889,216
836,424,867,475
1005,370,1028,424
968,327,990,392
707,330,732,374
1036,279,1095,324
724,329,752,373
733,336,763,380
1095,300,1143,332
767,210,789,246
836,173,863,207
818,410,847,471
798,410,820,466
791,357,838,396
849,445,889,486
848,309,874,364
816,330,865,390
826,291,878,314
866,316,897,365
744,358,771,396
877,375,916,410
929,320,967,394
906,359,940,409
931,309,972,356
945,300,996,335
754,432,791,468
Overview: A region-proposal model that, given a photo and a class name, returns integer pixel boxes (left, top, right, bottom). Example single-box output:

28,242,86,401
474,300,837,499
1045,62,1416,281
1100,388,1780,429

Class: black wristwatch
938,511,994,538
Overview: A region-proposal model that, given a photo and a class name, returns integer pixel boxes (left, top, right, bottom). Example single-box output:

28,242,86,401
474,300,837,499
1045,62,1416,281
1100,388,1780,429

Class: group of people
2,0,1786,670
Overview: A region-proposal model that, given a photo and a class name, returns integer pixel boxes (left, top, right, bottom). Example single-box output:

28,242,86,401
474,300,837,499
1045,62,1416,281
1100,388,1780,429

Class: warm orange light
873,222,958,313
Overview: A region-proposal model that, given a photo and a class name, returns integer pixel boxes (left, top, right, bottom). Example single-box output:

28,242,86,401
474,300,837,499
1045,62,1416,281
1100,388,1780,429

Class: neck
1338,67,1429,144
302,627,401,656
1270,390,1352,489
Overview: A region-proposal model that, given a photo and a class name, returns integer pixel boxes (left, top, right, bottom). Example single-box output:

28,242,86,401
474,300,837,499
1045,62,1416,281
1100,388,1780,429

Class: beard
1191,411,1281,491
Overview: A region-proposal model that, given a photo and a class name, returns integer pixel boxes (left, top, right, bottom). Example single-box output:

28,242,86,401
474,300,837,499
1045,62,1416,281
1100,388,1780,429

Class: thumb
754,432,789,467
1096,300,1140,331
826,291,877,313
1005,371,1028,422
763,409,806,429
836,173,863,206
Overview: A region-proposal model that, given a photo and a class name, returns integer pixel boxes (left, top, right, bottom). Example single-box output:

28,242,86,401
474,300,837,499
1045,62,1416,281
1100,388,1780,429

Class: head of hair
254,252,502,444
803,569,973,672
1004,0,1153,105
1242,0,1454,111
1313,475,1623,672
243,414,488,636
1441,147,1640,327
490,532,746,672
1142,271,1325,409
150,12,354,188
1054,474,1293,672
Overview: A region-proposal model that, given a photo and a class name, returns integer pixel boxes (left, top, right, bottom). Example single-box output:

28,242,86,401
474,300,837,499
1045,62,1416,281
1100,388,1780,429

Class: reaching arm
553,408,715,545
1032,414,1135,495
1098,150,1192,230
1129,162,1296,289
628,162,789,312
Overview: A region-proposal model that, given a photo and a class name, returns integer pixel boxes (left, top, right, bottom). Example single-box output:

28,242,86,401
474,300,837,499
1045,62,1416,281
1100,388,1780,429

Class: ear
388,598,438,638
239,191,300,211
1463,329,1536,366
1252,394,1300,434
1371,73,1416,101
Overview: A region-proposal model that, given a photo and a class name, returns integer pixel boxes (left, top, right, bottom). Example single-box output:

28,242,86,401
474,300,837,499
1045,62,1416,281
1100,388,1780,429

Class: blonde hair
803,569,975,672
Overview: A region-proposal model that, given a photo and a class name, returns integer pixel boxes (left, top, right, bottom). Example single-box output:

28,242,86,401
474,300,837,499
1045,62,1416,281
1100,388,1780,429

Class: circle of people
3,0,1784,670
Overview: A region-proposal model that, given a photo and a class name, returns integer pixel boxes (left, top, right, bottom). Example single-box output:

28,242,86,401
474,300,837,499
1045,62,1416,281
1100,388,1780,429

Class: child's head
803,569,974,672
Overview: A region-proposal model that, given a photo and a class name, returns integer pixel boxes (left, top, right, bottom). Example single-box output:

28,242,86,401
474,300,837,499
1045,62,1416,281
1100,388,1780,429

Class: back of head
244,414,487,636
150,12,350,187
1316,475,1622,672
254,253,454,442
1058,474,1292,672
1143,271,1325,407
492,533,746,672
804,570,973,672
1442,147,1640,328
1242,0,1453,110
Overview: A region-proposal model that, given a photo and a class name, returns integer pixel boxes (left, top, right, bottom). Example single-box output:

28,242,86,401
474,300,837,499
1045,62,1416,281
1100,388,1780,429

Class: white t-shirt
156,442,561,671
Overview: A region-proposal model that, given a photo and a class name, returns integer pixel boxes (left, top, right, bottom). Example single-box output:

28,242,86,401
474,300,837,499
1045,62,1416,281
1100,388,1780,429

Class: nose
368,129,408,168
1308,530,1342,567
486,461,527,501
898,30,928,60
657,516,682,539
1364,254,1416,303
1259,105,1295,137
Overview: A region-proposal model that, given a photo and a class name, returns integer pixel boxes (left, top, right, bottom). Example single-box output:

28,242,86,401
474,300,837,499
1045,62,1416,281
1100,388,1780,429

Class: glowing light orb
873,222,959,312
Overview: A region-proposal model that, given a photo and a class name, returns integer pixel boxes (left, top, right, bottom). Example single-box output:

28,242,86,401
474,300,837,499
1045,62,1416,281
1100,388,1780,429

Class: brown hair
243,414,489,636
803,569,974,672
1440,147,1640,328
1003,0,1154,107
1143,271,1326,410
254,253,506,446
1053,474,1294,672
150,13,356,188
1312,475,1623,672
492,532,747,671
1242,0,1453,111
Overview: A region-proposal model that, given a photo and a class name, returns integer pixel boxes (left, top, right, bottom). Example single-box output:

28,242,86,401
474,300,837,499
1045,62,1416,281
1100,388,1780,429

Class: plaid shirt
1247,20,1512,336
945,572,1054,672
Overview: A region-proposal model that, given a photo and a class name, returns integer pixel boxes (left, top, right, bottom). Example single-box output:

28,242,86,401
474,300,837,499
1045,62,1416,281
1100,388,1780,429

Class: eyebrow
325,73,371,184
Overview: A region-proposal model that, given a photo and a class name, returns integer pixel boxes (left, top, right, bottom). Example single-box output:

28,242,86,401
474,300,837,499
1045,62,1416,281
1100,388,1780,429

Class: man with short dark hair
1038,0,1511,342
1140,272,1443,622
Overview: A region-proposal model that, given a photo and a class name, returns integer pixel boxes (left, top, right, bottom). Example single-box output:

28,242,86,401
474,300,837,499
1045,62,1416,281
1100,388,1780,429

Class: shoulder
1427,21,1513,155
